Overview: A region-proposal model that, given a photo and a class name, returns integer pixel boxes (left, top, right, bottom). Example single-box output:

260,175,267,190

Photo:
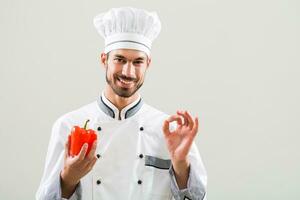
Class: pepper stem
83,119,90,130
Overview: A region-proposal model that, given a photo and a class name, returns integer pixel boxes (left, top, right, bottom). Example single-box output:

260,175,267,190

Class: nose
122,62,135,77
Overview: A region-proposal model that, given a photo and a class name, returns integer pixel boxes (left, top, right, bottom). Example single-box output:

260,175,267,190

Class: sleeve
35,117,83,200
168,142,207,200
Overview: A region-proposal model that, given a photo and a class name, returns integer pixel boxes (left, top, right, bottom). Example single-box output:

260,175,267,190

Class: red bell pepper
69,119,97,157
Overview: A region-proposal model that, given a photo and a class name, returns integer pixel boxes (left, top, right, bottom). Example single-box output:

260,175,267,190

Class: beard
106,70,144,98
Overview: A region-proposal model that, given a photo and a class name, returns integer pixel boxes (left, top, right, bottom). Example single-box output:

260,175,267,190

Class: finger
87,140,98,160
177,110,188,126
78,143,88,161
86,156,98,172
167,114,182,125
176,116,183,126
185,111,194,130
162,120,171,137
192,117,199,135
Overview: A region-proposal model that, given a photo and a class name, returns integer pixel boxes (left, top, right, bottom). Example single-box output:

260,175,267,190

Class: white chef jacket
36,92,207,200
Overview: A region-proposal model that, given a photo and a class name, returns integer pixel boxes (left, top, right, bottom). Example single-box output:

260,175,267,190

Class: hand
162,110,199,164
60,136,98,198
162,110,199,189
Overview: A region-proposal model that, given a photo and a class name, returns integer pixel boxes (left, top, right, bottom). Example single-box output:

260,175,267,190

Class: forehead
109,49,148,60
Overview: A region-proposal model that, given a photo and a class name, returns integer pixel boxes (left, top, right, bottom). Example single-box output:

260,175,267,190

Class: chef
36,7,207,200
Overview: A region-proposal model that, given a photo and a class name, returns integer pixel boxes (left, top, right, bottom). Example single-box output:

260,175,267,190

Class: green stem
83,119,90,130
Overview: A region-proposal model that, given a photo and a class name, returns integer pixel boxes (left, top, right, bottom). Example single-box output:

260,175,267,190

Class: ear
100,52,108,68
146,57,152,69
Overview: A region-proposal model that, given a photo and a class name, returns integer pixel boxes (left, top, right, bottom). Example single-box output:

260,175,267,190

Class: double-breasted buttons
139,154,143,159
139,126,144,131
137,180,142,185
96,179,101,185
97,126,102,131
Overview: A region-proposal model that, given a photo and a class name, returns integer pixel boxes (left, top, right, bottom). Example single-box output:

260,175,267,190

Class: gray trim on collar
97,95,143,120
125,98,143,119
97,96,116,119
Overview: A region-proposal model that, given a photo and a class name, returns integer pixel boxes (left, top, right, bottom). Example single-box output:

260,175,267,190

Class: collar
97,92,143,120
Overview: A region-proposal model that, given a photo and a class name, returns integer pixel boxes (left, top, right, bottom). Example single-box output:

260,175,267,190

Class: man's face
101,49,151,98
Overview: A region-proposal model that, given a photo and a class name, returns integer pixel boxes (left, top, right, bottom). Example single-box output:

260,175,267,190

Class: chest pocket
142,155,172,200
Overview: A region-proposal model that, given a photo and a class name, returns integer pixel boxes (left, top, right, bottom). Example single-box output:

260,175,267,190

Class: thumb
64,135,71,159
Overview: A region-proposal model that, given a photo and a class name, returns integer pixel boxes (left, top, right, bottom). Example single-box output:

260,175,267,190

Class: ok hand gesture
162,110,199,164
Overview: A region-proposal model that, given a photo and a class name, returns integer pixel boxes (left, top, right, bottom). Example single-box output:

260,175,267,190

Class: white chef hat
93,7,161,57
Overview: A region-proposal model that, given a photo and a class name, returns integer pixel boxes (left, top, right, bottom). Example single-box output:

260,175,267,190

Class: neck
104,85,139,111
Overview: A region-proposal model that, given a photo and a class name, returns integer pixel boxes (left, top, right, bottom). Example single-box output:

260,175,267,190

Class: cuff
169,164,206,200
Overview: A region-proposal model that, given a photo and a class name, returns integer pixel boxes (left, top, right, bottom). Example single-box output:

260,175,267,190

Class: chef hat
93,7,161,57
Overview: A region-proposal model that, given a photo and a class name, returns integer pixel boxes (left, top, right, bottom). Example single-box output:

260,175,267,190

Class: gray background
0,0,299,199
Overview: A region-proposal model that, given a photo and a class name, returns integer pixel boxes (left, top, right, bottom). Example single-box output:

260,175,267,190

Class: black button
137,180,142,184
139,127,144,131
97,154,101,159
96,179,101,185
139,154,143,159
97,126,102,131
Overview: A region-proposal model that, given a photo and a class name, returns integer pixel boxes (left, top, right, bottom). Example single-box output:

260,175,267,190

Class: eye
114,58,126,63
133,60,144,65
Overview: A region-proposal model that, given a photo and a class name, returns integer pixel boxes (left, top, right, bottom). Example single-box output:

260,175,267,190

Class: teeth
119,78,132,84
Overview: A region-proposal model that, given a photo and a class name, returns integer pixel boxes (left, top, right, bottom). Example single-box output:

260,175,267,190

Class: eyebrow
114,54,146,61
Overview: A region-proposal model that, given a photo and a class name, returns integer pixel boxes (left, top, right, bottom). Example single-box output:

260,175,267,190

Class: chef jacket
36,92,207,200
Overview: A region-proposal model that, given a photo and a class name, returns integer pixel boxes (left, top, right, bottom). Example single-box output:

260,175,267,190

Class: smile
119,77,134,84
116,77,136,88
